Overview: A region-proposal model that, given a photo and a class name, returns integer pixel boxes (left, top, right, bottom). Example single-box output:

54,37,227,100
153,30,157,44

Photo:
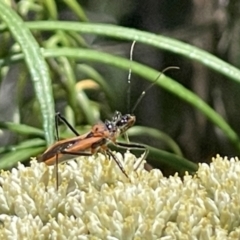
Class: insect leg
55,113,60,190
106,149,129,179
54,113,80,189
60,150,92,156
62,149,129,180
114,141,149,171
133,148,149,171
55,112,80,136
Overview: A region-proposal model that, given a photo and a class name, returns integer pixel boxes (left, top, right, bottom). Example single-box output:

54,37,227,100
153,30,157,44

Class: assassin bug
37,41,179,188
38,111,133,188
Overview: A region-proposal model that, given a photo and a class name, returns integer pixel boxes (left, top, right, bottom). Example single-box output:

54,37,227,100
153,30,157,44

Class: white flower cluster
0,153,240,239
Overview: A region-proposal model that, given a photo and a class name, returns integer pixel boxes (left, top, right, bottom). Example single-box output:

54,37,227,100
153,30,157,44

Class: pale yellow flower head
0,153,240,239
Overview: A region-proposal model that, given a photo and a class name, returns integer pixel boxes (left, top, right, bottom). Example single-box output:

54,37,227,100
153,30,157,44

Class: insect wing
38,135,103,165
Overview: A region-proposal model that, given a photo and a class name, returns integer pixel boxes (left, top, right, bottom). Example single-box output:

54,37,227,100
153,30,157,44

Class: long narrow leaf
25,21,240,84
128,126,183,156
147,146,198,173
0,147,45,170
62,0,88,21
0,138,46,154
0,3,55,145
0,121,44,136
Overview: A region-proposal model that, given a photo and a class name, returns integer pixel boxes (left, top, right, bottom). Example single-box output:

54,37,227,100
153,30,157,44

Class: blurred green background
0,0,240,175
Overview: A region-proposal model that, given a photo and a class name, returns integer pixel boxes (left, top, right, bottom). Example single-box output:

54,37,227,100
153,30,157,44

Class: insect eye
123,115,130,123
116,116,126,127
105,122,113,131
112,111,122,122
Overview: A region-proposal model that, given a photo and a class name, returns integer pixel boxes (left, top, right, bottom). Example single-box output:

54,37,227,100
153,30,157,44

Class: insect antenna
131,66,180,113
125,64,179,171
127,40,136,114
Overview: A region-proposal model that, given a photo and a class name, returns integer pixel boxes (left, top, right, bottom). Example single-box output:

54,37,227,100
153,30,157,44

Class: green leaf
0,138,46,154
128,126,183,156
0,3,55,145
0,122,44,137
77,64,115,101
25,21,240,84
148,146,198,173
0,147,45,170
62,0,88,21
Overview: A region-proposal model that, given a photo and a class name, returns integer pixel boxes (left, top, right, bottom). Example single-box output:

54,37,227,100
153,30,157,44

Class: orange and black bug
37,111,136,188
37,41,179,188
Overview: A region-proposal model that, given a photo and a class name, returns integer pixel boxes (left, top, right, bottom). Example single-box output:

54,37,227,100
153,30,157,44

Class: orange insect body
37,112,136,181
38,124,107,165
38,134,104,165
